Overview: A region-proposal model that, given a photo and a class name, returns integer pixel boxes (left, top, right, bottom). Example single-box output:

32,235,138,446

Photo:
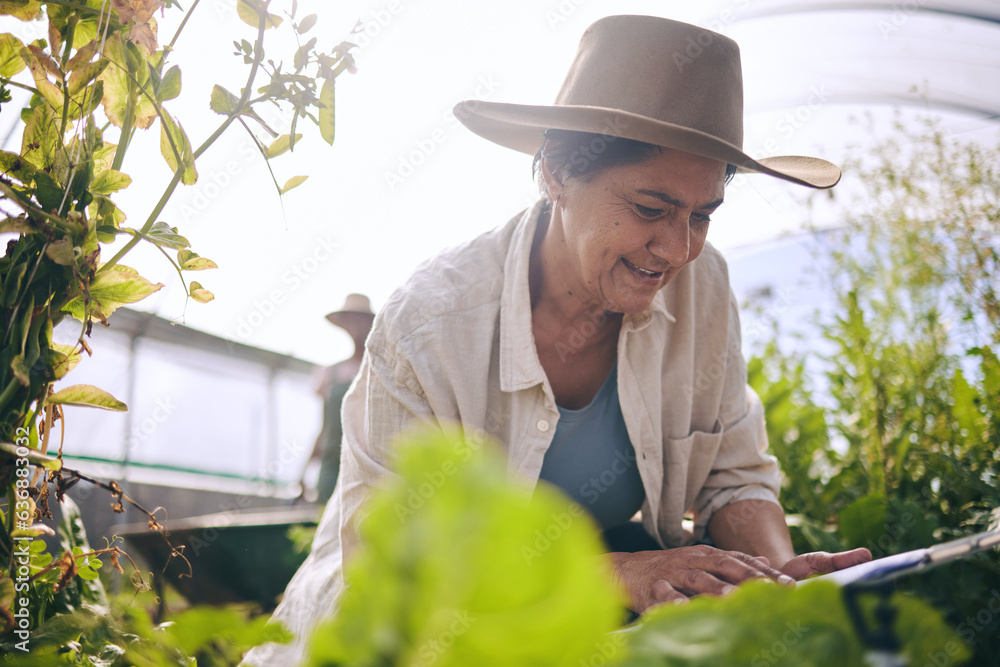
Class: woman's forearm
707,499,796,569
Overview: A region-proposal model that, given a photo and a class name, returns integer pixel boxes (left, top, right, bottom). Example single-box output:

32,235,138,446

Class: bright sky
3,0,999,366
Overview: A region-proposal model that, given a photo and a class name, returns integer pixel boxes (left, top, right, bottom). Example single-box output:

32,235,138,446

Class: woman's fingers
613,546,798,613
699,548,794,586
650,579,686,604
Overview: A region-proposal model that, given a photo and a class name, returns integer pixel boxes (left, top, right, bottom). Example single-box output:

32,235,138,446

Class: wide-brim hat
454,15,840,189
325,293,375,330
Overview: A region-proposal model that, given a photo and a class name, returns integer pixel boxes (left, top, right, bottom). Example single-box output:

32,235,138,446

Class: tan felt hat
325,293,375,330
454,15,841,189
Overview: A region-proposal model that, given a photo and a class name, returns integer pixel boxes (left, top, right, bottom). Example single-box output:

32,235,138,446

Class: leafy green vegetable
307,426,624,667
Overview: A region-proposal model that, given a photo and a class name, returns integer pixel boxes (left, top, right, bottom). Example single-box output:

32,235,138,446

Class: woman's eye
634,204,663,218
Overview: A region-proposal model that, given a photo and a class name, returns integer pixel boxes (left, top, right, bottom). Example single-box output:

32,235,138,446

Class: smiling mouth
622,258,664,281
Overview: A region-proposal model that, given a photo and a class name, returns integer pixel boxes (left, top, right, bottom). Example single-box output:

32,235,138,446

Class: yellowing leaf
265,133,302,159
141,221,189,250
159,112,197,185
0,216,34,235
47,384,127,411
0,33,26,77
45,238,76,265
0,0,41,20
98,34,157,129
49,342,82,379
67,58,108,95
20,104,58,170
20,46,63,110
280,174,308,194
189,281,214,303
318,78,335,146
65,39,98,71
181,256,218,271
209,84,241,115
62,264,164,321
91,168,132,195
237,0,283,30
297,13,317,33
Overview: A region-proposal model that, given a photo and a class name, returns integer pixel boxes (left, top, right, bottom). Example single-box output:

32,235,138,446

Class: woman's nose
648,217,691,268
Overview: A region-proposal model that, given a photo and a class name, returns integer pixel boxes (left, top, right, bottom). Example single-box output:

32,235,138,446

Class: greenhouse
1,0,998,665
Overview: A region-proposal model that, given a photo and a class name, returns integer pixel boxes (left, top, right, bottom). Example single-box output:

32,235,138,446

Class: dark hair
532,129,737,203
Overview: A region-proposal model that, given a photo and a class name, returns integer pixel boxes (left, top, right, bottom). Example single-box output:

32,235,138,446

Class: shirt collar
499,201,675,392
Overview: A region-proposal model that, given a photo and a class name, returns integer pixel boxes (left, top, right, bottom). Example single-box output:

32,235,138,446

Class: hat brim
455,101,841,189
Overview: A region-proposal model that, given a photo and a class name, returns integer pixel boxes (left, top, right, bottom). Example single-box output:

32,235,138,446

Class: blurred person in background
303,294,375,504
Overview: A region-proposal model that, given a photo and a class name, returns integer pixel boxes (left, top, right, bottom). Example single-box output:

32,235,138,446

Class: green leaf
0,33,26,77
159,112,197,185
838,493,887,549
0,216,35,235
62,264,164,321
158,64,181,101
140,221,190,250
90,168,132,195
209,83,241,115
189,281,214,303
0,0,41,20
297,13,317,33
237,0,283,30
318,78,335,146
265,133,302,159
48,342,81,379
32,169,65,212
280,174,308,194
307,427,622,667
293,36,316,71
0,441,63,470
0,149,36,183
46,384,127,411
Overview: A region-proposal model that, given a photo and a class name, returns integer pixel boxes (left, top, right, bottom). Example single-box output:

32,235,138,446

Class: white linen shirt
242,201,781,666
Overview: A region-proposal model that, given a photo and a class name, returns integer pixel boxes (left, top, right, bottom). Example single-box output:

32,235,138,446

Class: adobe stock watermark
383,74,503,192
923,588,1000,667
393,438,481,522
523,446,638,565
544,0,588,30
228,234,339,345
579,631,629,667
878,0,924,39
750,619,810,666
414,610,477,666
11,427,33,653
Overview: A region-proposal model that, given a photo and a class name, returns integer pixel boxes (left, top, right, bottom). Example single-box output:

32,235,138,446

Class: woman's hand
610,545,795,612
778,548,872,580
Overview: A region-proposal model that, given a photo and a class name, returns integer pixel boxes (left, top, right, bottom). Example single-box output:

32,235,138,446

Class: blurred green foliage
748,118,1000,666
301,426,964,667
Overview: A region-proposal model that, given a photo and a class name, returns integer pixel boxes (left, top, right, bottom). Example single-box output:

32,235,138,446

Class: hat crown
553,15,744,149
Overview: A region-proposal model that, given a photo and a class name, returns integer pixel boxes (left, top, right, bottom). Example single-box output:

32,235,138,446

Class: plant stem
166,0,202,54
100,16,268,273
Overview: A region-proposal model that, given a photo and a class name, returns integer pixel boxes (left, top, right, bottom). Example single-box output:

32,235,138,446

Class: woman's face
544,148,726,314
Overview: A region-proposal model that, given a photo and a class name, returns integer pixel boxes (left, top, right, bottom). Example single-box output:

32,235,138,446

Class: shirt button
536,419,550,432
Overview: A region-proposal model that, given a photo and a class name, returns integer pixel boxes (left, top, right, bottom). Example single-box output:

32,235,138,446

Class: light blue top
537,363,646,529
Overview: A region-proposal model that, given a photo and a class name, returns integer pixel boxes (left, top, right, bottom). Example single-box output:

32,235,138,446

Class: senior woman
243,15,870,665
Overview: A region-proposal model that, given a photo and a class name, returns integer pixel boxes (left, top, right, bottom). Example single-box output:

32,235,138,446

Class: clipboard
813,527,1000,588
